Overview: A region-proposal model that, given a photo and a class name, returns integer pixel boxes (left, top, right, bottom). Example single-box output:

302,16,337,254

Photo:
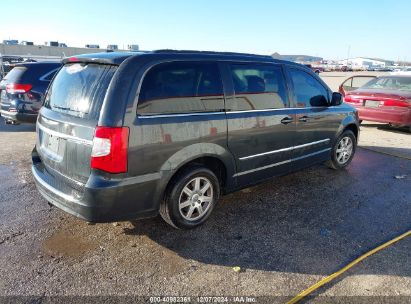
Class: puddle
42,231,98,257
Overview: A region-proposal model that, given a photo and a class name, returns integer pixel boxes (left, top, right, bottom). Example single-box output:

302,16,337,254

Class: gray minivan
32,51,359,229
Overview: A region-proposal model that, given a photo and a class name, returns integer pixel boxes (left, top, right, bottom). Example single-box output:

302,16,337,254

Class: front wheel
326,130,357,170
160,167,220,229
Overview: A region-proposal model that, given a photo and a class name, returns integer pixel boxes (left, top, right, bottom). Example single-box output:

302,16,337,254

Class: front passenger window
289,68,329,107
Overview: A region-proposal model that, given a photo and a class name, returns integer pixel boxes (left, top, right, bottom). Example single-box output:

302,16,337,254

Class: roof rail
152,49,273,59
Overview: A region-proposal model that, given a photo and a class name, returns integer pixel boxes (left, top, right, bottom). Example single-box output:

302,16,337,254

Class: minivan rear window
44,63,116,120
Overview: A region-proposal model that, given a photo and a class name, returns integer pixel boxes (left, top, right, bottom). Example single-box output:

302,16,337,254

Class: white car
391,67,411,75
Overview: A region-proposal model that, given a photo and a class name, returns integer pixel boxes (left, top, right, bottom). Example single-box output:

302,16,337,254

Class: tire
160,166,220,229
326,130,357,170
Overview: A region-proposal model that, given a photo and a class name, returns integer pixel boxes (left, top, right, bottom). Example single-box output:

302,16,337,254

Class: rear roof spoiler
62,52,143,65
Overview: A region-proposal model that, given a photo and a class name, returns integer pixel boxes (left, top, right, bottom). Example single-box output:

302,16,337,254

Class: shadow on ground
0,117,36,132
361,146,411,160
124,149,411,276
361,123,410,134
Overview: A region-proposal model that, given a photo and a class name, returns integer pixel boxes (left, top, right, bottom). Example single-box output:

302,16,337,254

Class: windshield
361,77,411,92
44,63,117,120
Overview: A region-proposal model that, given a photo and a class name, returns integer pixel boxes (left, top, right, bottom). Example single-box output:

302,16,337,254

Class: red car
341,75,411,132
339,75,377,96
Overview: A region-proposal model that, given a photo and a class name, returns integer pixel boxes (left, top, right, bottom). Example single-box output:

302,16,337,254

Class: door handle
298,116,310,122
281,117,294,125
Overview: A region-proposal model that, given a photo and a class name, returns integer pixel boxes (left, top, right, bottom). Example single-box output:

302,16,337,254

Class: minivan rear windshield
44,63,117,120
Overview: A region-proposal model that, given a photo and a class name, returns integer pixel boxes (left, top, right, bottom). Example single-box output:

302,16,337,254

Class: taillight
344,95,353,102
6,84,32,94
91,127,129,173
344,95,361,104
382,99,410,108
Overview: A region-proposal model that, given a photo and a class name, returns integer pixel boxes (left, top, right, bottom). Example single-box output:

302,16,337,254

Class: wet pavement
0,117,410,302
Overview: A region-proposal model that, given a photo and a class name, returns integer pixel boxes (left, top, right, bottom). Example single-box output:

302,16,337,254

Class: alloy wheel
178,177,214,221
336,136,353,165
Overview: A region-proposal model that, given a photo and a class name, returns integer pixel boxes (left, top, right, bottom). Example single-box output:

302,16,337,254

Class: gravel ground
0,113,410,303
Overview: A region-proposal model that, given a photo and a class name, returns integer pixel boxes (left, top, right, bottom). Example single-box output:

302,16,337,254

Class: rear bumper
353,105,411,126
32,159,163,223
0,109,37,123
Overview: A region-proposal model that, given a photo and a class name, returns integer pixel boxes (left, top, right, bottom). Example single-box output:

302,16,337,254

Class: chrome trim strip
234,148,331,177
137,107,337,118
227,107,315,114
239,138,330,160
32,165,83,205
138,112,226,119
37,123,93,146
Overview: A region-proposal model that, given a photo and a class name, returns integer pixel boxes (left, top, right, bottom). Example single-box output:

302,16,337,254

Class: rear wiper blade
52,105,80,113
52,105,70,110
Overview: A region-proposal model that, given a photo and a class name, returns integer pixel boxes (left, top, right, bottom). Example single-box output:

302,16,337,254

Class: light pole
0,53,4,80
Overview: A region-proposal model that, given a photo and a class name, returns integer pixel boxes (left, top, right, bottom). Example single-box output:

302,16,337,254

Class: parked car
86,44,100,49
390,67,411,76
304,64,324,74
1,56,26,80
0,62,61,124
341,66,353,72
339,75,377,96
31,51,359,229
343,76,411,132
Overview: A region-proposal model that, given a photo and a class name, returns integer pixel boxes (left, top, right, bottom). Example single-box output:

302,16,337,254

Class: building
271,52,323,63
338,57,394,70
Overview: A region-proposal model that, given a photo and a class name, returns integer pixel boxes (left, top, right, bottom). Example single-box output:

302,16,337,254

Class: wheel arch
337,114,360,143
159,143,236,195
344,123,359,141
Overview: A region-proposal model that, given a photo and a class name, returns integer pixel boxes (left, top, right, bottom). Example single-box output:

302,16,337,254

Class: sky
1,0,410,61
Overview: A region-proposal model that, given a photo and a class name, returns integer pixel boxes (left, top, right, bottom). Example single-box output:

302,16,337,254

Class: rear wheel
326,130,357,170
160,167,220,229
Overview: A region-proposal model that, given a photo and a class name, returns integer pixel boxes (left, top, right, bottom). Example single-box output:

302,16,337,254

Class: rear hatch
36,62,117,186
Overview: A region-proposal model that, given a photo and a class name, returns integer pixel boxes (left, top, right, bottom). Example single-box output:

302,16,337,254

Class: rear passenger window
288,68,329,107
137,62,223,115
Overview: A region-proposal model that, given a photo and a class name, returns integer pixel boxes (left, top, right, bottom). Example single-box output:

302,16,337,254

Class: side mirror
331,92,343,106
